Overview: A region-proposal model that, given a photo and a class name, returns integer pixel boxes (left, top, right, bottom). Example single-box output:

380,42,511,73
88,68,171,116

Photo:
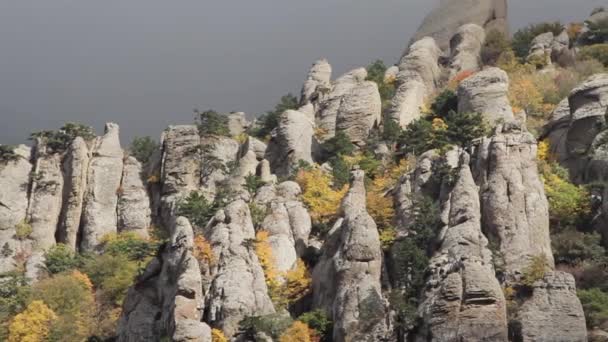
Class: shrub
482,29,511,65
521,254,549,287
552,230,606,265
298,310,332,339
249,203,267,229
511,22,564,59
328,156,351,189
0,272,31,339
443,110,488,147
366,60,396,108
296,168,348,225
251,94,299,139
580,18,608,45
542,163,591,230
14,221,32,240
255,231,281,302
239,314,294,340
8,300,57,342
211,328,228,342
509,71,545,115
282,259,312,303
0,146,20,163
44,244,80,274
30,122,95,153
100,232,156,262
81,253,139,305
321,131,356,157
578,288,608,328
195,110,230,137
129,136,159,164
430,90,458,116
177,191,216,228
579,44,608,67
279,321,318,342
244,174,264,196
193,235,215,266
382,119,402,143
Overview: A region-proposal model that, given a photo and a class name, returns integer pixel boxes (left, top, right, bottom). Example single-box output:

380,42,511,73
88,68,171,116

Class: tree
0,272,31,340
193,235,215,266
30,122,95,153
578,288,608,328
298,310,332,340
482,29,512,65
44,244,80,274
177,191,216,228
0,146,20,163
580,18,608,45
283,259,312,303
296,168,348,225
431,90,458,116
251,94,299,139
100,231,156,262
511,22,564,59
279,321,318,342
81,253,139,305
366,60,396,108
321,131,356,157
195,110,230,137
255,231,282,304
8,300,57,342
129,136,159,164
552,231,606,266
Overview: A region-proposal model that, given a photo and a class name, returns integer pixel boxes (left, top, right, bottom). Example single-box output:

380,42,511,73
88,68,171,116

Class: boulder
203,200,275,336
335,81,382,145
312,170,388,342
449,24,486,78
239,136,267,160
527,32,554,66
117,156,151,238
81,123,124,251
411,0,508,51
389,37,442,127
458,67,514,125
415,154,508,341
58,137,89,250
265,109,315,177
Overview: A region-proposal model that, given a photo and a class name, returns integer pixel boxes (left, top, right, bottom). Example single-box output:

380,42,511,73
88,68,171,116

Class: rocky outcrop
312,170,388,342
527,32,555,65
449,24,486,78
335,81,382,145
0,145,32,273
389,37,442,127
300,58,332,108
458,67,514,125
411,0,508,51
199,135,239,200
81,123,124,251
415,154,508,341
118,156,151,238
240,136,267,161
202,200,275,337
512,272,587,342
474,122,553,278
58,137,89,250
541,98,571,164
265,109,315,177
117,217,211,342
226,112,249,136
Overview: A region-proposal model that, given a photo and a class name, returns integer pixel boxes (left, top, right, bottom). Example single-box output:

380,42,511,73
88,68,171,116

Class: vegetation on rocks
129,136,159,164
250,93,299,139
196,109,231,137
0,146,20,163
511,21,564,59
30,122,95,153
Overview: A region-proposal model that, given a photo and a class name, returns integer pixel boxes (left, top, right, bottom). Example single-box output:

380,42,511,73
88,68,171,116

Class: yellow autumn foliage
296,168,348,224
279,321,318,342
193,235,215,266
8,300,57,342
71,270,94,292
283,259,312,303
509,72,544,115
212,328,228,342
537,140,551,162
255,230,282,296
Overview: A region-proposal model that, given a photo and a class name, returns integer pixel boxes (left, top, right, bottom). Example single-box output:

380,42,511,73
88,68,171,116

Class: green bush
129,136,159,164
328,156,350,189
443,110,488,147
177,191,216,228
580,18,608,45
382,119,402,143
249,203,267,229
195,110,230,137
578,288,608,328
30,122,95,153
366,60,396,109
238,313,293,340
44,244,81,274
321,131,356,157
251,94,299,139
101,232,156,262
521,254,549,287
297,309,332,338
431,90,458,116
0,272,31,340
579,44,608,66
0,146,20,163
14,221,32,240
482,29,512,65
511,22,564,59
81,253,138,305
244,174,264,196
552,230,606,265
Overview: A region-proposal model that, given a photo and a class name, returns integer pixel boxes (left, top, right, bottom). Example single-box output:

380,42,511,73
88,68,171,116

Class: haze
0,0,604,144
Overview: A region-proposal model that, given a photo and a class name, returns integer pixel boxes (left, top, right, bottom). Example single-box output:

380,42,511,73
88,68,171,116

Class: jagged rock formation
449,23,486,78
265,109,315,177
527,30,572,67
300,58,332,109
415,154,508,341
202,200,275,337
458,67,515,125
335,80,382,145
226,112,250,136
411,0,508,51
312,170,388,342
388,37,442,127
117,156,151,238
117,217,211,342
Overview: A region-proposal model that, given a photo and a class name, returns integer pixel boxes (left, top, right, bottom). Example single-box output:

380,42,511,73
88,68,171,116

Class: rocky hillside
2,1,608,341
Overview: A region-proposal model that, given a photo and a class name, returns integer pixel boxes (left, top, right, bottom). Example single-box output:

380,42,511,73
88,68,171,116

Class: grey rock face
513,272,587,342
117,217,211,342
199,135,239,200
58,137,89,250
118,156,151,238
265,109,315,177
541,98,571,164
415,155,508,342
335,81,382,145
312,170,388,342
300,58,332,107
240,136,267,161
449,24,486,78
226,112,250,137
28,143,64,251
389,37,442,127
203,200,275,337
411,0,508,51
81,123,124,251
458,67,514,125
527,32,554,65
474,123,553,278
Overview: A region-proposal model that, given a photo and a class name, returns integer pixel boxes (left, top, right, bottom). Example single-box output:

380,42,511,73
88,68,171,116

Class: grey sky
0,0,605,144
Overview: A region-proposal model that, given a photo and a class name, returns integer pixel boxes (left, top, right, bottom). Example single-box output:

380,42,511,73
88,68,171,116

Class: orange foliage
296,168,348,224
193,235,215,266
71,270,94,291
448,70,475,89
279,321,319,342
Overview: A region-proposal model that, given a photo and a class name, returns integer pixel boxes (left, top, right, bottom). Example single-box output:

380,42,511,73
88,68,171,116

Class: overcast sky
0,0,605,144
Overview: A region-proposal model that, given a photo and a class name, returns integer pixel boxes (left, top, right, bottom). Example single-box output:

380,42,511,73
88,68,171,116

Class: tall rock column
265,109,315,177
312,170,388,342
448,23,486,78
117,156,151,238
81,123,124,251
300,58,332,108
458,67,514,125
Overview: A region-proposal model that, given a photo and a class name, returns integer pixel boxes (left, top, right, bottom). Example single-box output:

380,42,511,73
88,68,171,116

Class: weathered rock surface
265,109,314,177
117,217,211,342
240,136,267,161
202,200,275,337
527,32,554,65
118,156,151,238
415,154,508,341
411,0,508,51
389,37,442,127
312,170,388,342
300,58,332,108
58,137,89,250
474,122,553,278
226,112,249,136
458,67,514,125
449,24,486,77
513,272,587,342
81,123,124,251
199,135,239,200
335,81,382,145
